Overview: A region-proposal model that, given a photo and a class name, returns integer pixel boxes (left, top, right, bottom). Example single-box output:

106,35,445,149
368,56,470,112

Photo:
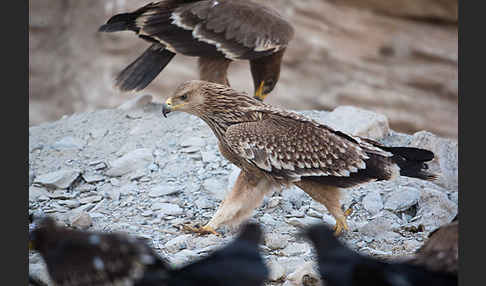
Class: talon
333,219,349,236
181,223,221,236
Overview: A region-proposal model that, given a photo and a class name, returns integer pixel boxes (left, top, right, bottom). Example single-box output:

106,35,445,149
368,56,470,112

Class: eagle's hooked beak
254,81,267,101
162,98,172,118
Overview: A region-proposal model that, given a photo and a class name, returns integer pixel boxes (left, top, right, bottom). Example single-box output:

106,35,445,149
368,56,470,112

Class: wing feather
225,113,374,182
170,0,294,59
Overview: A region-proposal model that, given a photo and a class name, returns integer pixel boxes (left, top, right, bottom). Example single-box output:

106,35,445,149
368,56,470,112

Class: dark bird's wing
169,223,268,286
168,0,294,59
409,221,459,274
305,224,458,286
29,217,169,286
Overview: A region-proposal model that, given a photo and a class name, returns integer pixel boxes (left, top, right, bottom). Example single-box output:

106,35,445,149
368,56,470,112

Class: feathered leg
198,57,232,86
294,180,350,236
184,170,275,235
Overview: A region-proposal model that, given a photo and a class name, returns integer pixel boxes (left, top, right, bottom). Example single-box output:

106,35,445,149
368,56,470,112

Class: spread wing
225,111,390,182
138,0,294,59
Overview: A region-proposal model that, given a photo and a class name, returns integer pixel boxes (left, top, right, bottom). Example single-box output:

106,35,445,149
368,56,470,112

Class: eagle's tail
384,146,438,181
115,43,176,92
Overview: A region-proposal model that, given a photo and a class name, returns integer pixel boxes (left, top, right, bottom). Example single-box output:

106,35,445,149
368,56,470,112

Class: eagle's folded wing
225,113,374,181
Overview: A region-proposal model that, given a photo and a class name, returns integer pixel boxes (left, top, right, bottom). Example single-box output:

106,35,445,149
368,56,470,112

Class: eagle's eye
180,94,188,100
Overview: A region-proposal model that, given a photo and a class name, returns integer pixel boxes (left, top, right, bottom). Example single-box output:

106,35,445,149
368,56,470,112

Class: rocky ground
28,96,458,286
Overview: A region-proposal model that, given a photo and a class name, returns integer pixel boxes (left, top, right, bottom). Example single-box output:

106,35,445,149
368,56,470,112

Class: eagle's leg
186,170,274,236
294,180,349,236
198,57,232,86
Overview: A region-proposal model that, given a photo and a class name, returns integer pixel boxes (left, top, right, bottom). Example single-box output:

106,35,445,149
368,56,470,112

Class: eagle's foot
181,223,221,236
333,202,355,236
333,219,349,236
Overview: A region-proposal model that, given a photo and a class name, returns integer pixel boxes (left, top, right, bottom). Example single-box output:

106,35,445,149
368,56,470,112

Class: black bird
304,223,458,286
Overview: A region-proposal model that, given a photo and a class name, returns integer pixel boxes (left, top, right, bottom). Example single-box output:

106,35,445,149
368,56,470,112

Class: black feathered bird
99,0,294,101
304,223,458,286
29,216,268,286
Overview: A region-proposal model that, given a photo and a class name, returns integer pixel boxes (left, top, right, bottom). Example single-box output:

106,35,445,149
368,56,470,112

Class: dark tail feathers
383,146,438,181
115,43,176,92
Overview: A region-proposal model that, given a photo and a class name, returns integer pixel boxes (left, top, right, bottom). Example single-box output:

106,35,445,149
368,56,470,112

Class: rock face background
29,0,458,138
29,101,458,285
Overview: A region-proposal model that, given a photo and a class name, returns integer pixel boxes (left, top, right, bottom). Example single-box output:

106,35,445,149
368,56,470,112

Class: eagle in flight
99,0,294,101
162,81,437,236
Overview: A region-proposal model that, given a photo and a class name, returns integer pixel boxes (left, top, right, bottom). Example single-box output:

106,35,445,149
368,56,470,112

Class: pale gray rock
194,197,214,209
89,128,109,139
59,200,81,209
164,234,193,254
410,131,458,191
170,249,199,266
449,191,458,204
259,213,278,226
268,260,286,281
416,188,457,231
69,211,92,229
79,195,103,205
281,243,310,256
106,148,153,177
362,190,383,215
48,190,76,200
281,187,308,209
52,136,85,150
359,216,400,241
266,197,281,209
287,217,322,229
29,186,50,202
179,137,205,148
152,203,183,216
119,183,138,195
324,106,390,139
203,177,227,200
82,173,105,183
201,150,218,163
384,187,420,212
34,169,81,189
149,184,180,197
29,262,52,286
265,233,290,250
287,262,320,286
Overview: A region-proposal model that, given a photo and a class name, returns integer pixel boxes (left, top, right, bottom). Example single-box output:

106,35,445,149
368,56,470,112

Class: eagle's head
162,80,263,119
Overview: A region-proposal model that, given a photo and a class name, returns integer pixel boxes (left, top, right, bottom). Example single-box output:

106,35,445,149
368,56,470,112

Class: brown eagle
99,0,294,101
29,216,268,286
162,81,437,235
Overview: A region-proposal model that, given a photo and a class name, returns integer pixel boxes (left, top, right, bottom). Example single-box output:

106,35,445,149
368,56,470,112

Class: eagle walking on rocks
99,0,294,101
162,81,437,236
